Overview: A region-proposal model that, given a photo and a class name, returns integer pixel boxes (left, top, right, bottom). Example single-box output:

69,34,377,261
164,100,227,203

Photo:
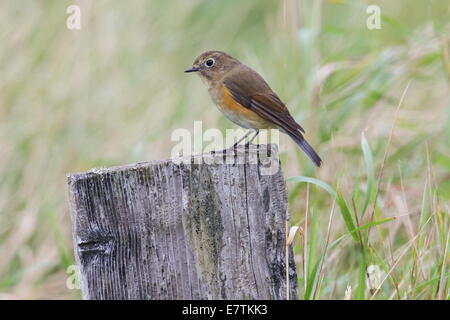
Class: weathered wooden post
67,144,297,299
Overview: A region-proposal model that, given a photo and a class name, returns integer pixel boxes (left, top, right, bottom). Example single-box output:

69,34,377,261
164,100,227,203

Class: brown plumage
185,50,322,167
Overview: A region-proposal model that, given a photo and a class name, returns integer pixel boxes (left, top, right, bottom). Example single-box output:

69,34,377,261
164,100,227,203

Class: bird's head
185,50,240,84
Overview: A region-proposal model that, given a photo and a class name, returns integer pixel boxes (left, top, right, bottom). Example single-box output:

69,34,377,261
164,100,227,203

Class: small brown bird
185,50,322,167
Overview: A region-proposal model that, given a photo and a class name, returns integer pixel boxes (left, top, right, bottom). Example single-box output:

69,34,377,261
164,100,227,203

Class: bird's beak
184,65,199,73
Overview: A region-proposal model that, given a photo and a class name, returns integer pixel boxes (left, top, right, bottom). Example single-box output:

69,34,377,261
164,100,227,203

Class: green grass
0,0,448,299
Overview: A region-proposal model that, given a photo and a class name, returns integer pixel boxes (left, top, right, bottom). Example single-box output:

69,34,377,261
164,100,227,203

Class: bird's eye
205,58,215,67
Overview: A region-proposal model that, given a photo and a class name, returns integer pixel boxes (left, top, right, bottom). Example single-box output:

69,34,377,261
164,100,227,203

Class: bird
184,50,322,167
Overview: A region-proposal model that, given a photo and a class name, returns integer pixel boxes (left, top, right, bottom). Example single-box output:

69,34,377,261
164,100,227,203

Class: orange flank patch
220,87,274,129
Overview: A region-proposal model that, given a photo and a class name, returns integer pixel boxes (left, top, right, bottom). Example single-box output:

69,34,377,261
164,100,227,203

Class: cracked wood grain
68,144,297,300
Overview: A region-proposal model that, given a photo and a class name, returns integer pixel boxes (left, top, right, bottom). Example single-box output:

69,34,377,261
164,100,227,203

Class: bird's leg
223,129,258,159
244,129,259,148
232,129,253,148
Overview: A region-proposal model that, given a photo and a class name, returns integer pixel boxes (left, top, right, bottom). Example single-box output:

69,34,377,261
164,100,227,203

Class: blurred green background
0,0,449,299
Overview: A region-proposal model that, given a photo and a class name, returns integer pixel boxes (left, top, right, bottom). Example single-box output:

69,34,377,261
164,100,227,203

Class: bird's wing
223,66,322,167
223,67,305,134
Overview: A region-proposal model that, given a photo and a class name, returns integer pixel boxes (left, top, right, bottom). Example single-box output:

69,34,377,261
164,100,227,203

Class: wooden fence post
67,144,297,299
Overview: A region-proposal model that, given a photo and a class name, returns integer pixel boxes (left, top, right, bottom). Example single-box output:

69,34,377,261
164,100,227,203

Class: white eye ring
205,58,215,67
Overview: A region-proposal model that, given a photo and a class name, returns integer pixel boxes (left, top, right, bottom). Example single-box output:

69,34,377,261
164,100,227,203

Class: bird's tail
287,131,322,167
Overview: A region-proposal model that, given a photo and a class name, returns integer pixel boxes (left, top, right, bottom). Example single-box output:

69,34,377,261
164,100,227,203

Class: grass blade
287,176,337,197
337,192,358,241
361,132,375,217
350,217,396,234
